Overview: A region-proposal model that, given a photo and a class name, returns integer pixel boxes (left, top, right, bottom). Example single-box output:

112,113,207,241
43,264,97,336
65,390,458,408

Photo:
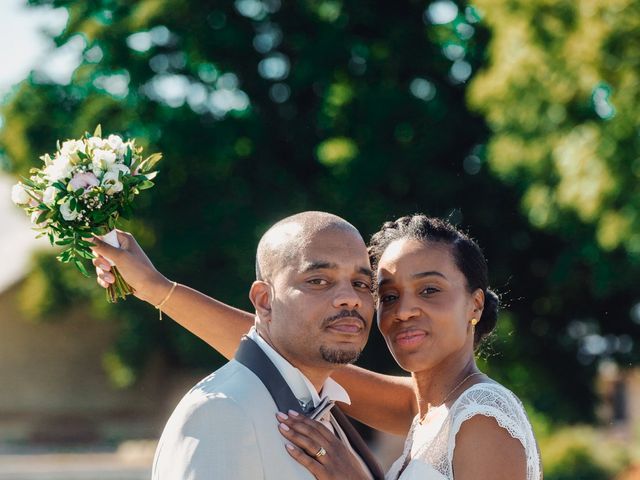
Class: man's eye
353,281,371,290
308,279,328,285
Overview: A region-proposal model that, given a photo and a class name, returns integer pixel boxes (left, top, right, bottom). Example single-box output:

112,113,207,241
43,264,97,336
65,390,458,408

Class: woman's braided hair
368,214,499,349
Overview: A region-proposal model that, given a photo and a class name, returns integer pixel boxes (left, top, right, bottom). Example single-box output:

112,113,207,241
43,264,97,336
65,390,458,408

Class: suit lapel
234,336,304,414
234,336,385,480
332,406,386,480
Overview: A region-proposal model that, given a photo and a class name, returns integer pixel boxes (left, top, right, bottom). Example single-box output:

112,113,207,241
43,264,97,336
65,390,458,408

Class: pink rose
69,172,99,192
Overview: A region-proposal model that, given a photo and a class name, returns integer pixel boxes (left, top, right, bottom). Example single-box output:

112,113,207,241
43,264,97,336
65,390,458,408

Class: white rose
60,139,86,156
107,162,130,176
44,155,74,181
59,199,79,221
87,136,107,150
92,148,118,174
11,183,31,205
102,170,124,195
107,134,128,156
43,186,58,205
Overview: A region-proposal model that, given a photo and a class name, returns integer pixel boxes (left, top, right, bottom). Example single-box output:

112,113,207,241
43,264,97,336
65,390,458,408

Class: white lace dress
385,383,542,480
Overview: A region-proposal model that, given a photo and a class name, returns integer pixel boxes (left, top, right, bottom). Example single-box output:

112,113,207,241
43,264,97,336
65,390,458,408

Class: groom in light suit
145,212,384,479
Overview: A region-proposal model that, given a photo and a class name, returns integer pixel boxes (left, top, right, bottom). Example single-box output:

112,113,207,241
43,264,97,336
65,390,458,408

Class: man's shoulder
179,359,271,412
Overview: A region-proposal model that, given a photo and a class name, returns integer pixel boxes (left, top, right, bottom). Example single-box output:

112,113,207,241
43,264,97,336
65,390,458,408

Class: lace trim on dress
386,383,542,480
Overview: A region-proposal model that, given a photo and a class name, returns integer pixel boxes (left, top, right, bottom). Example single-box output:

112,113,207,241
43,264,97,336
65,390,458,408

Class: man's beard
319,345,362,364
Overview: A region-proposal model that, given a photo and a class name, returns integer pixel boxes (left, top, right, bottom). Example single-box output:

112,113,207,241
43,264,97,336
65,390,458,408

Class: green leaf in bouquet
138,153,162,173
73,259,91,277
57,249,72,262
20,176,38,188
36,211,50,224
70,197,78,210
124,146,132,166
94,124,102,137
144,171,158,180
138,180,155,190
55,238,74,246
53,181,67,191
76,238,95,249
75,248,95,260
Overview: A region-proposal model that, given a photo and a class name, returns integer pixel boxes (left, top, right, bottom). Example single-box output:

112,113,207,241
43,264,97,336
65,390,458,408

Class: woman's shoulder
451,380,526,416
448,381,531,434
445,380,542,479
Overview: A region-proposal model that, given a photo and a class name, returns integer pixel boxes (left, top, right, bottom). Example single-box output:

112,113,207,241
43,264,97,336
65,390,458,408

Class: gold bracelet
155,281,178,321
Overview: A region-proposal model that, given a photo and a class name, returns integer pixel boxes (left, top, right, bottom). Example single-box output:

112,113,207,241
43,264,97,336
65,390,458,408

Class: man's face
264,227,374,371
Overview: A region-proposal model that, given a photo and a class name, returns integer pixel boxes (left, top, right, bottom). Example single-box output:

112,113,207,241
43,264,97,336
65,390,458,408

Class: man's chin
319,345,362,364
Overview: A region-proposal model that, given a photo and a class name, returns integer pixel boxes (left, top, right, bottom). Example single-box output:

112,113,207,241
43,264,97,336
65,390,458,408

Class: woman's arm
333,366,416,435
453,415,527,480
91,230,417,434
90,230,254,359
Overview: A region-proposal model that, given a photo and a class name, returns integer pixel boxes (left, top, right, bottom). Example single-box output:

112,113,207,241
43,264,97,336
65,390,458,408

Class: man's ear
249,280,272,321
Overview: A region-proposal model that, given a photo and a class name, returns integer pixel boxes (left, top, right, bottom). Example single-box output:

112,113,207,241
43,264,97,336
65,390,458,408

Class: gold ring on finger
314,447,327,458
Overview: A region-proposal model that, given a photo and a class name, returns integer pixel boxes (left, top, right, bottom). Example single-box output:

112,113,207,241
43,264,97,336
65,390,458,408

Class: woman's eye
379,294,398,304
420,286,439,295
353,281,372,290
308,279,328,285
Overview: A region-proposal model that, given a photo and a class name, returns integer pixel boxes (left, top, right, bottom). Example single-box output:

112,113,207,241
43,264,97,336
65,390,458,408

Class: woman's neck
412,353,480,422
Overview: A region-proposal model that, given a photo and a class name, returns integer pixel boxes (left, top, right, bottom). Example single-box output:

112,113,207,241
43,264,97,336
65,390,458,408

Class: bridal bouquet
11,125,161,303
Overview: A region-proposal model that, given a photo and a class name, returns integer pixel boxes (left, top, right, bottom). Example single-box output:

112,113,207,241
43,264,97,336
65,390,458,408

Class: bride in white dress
92,214,542,480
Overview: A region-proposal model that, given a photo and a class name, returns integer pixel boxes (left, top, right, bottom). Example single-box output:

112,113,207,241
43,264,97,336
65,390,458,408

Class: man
91,212,385,479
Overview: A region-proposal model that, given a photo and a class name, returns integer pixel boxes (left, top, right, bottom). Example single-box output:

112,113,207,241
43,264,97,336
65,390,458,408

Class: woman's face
376,238,482,373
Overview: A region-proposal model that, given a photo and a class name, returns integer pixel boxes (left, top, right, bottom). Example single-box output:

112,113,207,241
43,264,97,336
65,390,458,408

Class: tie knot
308,396,335,420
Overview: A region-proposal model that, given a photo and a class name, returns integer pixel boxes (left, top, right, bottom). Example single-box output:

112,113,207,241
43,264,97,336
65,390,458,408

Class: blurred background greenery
1,0,639,478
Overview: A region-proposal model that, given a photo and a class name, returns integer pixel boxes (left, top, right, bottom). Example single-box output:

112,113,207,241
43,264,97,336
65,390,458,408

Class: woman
93,214,541,479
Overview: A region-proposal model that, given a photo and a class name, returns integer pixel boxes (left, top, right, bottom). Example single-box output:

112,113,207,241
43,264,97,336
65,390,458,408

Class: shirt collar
247,327,351,407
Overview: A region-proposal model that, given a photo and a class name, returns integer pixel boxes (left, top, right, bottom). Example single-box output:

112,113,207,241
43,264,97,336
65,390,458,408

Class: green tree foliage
2,0,638,424
469,0,640,254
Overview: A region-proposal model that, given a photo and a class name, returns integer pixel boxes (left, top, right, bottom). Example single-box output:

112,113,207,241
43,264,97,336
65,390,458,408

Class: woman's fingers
95,265,115,285
282,411,336,442
91,255,112,271
284,443,325,478
278,420,327,461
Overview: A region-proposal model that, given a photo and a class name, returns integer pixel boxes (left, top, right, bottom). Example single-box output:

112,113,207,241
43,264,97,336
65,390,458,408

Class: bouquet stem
106,266,135,303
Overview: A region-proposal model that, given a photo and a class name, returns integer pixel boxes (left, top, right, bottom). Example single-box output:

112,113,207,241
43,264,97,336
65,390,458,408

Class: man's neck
255,330,333,393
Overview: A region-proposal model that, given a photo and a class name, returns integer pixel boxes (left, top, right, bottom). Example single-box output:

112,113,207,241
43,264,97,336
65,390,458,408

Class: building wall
0,281,203,444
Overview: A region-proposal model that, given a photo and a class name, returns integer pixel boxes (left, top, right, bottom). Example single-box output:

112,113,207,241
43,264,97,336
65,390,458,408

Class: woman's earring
470,318,479,326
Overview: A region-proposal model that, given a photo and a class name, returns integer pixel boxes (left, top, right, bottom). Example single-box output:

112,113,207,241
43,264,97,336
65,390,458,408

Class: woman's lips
394,329,427,347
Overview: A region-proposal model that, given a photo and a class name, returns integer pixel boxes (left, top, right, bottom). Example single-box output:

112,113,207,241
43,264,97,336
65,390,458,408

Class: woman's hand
89,229,172,305
276,410,370,480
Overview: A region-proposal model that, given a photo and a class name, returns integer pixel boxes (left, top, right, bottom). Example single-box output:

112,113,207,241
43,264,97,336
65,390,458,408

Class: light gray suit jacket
152,359,315,480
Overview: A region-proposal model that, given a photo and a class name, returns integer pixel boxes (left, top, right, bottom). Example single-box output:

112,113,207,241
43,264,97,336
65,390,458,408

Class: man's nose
332,281,361,309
